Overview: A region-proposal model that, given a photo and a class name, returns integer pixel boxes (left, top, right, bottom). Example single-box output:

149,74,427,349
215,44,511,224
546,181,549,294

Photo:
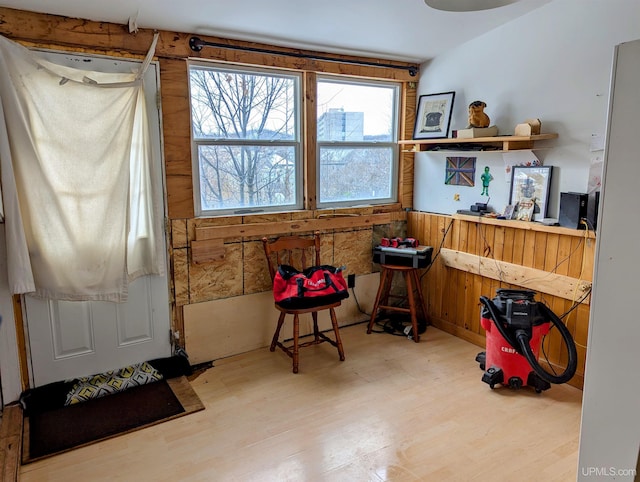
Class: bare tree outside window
189,64,301,214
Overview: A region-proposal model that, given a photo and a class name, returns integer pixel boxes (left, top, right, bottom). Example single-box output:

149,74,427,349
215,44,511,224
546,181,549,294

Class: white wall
414,0,640,218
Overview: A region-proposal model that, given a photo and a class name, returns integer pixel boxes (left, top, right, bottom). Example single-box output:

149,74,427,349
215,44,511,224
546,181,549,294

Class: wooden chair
262,232,345,373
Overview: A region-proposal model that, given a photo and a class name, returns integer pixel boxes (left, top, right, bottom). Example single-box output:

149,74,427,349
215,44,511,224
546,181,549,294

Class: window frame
315,75,401,209
188,60,304,217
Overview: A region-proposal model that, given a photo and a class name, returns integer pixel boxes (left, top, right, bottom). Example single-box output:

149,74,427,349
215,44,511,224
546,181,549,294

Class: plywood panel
189,243,243,303
334,229,373,277
172,248,190,306
171,219,188,248
243,240,272,295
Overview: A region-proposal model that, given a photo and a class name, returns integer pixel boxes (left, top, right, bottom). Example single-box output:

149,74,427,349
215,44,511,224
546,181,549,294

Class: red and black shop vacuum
476,289,577,392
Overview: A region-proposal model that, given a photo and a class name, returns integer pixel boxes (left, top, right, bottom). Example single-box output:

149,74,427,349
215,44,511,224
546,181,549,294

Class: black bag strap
277,264,300,280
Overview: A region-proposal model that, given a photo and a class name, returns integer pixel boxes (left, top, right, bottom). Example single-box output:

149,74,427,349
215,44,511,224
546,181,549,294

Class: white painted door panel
26,275,170,386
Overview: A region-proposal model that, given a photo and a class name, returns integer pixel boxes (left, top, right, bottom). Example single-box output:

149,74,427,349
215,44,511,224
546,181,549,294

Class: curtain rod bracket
188,36,418,77
189,37,204,52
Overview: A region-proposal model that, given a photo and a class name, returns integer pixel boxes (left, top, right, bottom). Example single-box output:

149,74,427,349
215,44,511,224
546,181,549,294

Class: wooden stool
367,264,428,343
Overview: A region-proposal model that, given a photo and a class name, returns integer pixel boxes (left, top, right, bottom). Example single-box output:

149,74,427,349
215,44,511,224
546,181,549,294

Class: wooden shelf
399,133,558,152
452,213,595,238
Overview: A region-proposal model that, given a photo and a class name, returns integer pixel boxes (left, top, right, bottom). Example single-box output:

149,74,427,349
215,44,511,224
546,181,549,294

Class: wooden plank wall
408,212,595,389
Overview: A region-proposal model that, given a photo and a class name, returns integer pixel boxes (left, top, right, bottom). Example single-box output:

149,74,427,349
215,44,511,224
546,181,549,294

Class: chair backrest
262,232,322,281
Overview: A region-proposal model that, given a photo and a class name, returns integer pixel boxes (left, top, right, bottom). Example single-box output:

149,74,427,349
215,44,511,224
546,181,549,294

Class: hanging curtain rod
189,37,419,77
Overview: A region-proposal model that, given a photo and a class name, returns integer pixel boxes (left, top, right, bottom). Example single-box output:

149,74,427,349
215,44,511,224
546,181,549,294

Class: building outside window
317,76,400,207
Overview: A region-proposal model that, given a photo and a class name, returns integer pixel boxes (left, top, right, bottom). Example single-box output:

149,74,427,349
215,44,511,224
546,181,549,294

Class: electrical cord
351,286,370,317
580,216,597,236
539,284,592,370
420,218,454,282
369,313,414,336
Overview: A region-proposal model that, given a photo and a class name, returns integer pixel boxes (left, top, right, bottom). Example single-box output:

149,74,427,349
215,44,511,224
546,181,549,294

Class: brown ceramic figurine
467,101,490,128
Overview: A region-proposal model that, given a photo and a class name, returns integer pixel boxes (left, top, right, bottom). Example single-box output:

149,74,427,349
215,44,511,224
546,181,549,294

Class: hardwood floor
18,323,583,481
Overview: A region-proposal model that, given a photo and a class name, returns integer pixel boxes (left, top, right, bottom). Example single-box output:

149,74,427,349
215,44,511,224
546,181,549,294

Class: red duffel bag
273,264,349,309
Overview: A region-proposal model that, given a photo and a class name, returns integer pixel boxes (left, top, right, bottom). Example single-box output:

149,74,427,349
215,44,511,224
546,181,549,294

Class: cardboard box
456,126,499,139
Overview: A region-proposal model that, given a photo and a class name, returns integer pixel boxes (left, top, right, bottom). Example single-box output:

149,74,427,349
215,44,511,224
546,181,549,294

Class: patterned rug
64,361,164,405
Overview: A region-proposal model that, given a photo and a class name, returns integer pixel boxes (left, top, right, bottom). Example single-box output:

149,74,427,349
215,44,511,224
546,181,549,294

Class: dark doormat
22,376,204,463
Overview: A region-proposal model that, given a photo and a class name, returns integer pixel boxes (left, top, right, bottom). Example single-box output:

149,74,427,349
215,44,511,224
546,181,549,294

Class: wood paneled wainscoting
408,212,595,389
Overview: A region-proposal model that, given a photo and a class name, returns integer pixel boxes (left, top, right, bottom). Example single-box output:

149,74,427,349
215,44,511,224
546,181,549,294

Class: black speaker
586,191,600,231
559,192,588,229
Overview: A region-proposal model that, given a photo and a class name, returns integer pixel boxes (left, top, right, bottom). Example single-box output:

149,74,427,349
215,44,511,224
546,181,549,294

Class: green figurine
480,166,493,196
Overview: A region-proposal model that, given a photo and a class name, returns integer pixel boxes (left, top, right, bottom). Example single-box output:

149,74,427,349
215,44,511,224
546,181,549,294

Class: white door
25,276,171,386
23,51,171,387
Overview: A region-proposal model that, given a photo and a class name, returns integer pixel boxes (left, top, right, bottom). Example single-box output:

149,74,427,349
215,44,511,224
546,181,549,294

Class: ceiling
0,0,552,63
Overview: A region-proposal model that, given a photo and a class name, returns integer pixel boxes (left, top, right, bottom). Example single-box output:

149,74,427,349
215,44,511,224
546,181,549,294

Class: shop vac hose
514,303,577,384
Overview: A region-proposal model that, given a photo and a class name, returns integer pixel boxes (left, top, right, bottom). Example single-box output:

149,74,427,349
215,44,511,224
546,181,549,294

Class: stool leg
368,267,389,334
381,268,393,307
411,269,429,326
404,271,420,343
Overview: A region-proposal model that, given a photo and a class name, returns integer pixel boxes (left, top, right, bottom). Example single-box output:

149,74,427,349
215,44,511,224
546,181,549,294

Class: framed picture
510,166,553,220
503,204,515,220
413,91,455,139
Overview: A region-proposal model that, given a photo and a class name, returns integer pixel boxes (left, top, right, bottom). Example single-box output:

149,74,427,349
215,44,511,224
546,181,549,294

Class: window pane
189,63,301,214
317,80,396,142
198,145,297,212
190,67,297,141
319,146,393,203
317,77,399,207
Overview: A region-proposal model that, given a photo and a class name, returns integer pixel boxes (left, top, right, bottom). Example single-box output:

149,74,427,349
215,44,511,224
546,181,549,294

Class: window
317,76,400,207
189,62,302,216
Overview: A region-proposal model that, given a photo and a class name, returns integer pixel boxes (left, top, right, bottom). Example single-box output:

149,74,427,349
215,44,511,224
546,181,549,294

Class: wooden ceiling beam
0,6,419,81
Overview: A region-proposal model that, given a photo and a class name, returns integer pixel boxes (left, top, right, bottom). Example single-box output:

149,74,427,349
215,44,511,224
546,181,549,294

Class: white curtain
0,34,164,301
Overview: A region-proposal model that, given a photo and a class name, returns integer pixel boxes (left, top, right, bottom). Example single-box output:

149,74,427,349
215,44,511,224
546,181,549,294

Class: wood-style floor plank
18,324,583,481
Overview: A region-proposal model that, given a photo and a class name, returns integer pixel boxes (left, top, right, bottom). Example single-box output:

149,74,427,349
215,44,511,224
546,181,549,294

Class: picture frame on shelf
413,91,455,140
510,165,553,220
503,204,515,220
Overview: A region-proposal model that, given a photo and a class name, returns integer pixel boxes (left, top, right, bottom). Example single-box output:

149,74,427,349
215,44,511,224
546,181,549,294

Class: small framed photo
503,204,515,220
510,165,553,220
413,91,455,140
